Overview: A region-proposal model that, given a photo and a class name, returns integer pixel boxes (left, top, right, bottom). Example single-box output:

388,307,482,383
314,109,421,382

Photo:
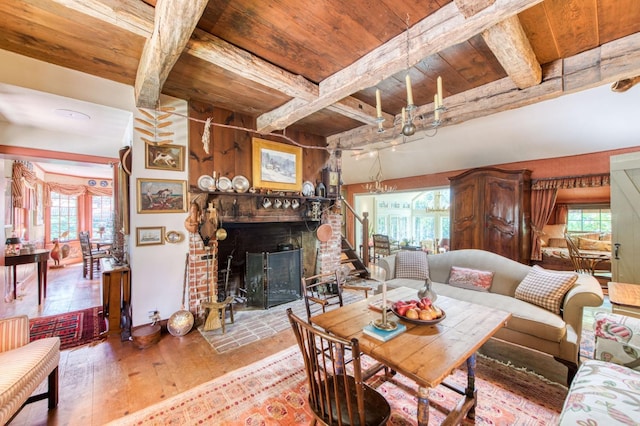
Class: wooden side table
608,282,640,319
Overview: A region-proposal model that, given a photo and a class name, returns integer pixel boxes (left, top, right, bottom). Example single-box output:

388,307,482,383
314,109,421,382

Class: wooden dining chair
302,271,345,322
79,231,109,279
287,308,391,426
372,234,399,260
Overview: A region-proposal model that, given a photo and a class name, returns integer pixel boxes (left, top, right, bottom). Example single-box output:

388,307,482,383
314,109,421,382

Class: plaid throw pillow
395,251,429,280
515,265,578,314
448,266,494,292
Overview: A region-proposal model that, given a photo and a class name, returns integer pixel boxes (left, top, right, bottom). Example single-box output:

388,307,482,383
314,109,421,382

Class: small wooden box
132,324,161,349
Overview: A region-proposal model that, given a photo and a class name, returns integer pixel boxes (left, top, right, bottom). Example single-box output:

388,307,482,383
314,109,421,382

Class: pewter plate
216,176,233,192
197,175,215,191
232,175,250,193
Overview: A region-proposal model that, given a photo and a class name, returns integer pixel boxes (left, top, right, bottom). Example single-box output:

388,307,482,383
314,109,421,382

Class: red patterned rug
106,345,567,425
29,306,106,350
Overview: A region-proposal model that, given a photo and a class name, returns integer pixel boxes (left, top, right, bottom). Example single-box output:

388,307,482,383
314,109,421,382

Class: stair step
341,258,358,264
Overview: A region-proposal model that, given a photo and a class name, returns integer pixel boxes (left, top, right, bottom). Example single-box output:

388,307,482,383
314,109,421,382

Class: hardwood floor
2,261,604,424
3,262,295,425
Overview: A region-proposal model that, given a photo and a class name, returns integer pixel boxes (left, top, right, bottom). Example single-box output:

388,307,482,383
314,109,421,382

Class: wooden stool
202,296,234,332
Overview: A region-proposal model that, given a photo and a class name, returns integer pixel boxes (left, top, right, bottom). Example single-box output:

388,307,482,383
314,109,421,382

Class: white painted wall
0,49,190,326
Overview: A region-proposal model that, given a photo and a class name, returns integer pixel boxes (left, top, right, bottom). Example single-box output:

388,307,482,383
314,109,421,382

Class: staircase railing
340,195,370,267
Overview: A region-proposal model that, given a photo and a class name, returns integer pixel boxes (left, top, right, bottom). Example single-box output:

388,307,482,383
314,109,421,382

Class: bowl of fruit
391,297,446,325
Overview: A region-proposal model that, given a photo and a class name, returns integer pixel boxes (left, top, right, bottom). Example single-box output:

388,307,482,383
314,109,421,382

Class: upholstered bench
0,315,60,424
558,359,640,425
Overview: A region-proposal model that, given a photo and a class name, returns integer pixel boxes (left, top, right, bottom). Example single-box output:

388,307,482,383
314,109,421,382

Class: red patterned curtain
43,182,112,207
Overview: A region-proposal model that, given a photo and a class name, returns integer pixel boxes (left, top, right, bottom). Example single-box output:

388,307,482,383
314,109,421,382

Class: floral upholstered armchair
558,312,640,425
594,311,640,370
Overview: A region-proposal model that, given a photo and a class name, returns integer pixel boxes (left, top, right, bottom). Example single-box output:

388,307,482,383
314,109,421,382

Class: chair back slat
302,271,344,322
287,308,389,426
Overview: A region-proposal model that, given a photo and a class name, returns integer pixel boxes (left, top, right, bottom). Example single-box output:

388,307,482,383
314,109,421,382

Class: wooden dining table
311,286,511,426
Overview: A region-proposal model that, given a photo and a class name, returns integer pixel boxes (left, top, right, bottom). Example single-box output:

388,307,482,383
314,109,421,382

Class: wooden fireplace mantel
195,191,334,224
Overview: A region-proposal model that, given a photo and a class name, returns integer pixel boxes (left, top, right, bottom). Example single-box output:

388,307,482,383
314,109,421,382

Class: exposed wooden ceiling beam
51,0,383,125
50,0,154,36
454,0,497,18
327,32,640,150
481,15,541,88
256,0,542,133
134,0,209,109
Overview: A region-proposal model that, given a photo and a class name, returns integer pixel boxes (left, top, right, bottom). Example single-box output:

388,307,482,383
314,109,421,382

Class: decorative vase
418,277,437,302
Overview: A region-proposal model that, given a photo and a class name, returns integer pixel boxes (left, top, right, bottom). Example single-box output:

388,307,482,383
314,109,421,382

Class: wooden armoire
449,167,532,264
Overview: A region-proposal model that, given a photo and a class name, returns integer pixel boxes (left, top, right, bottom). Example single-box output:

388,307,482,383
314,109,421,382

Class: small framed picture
145,144,185,171
136,226,165,246
137,178,187,213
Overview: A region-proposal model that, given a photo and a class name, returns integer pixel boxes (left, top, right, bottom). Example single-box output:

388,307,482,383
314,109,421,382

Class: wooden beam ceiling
326,32,640,149
49,0,625,146
134,0,209,108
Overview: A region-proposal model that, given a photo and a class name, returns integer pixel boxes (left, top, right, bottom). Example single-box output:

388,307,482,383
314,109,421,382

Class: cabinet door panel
484,175,519,259
451,179,481,251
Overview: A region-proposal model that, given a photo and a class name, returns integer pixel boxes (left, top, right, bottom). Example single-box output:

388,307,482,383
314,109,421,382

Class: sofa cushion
433,283,567,342
395,251,429,280
559,360,640,425
540,224,566,246
447,266,494,292
515,266,577,314
578,237,611,252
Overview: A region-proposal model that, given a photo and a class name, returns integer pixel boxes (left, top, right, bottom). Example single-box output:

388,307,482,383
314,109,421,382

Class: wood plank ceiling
0,0,639,150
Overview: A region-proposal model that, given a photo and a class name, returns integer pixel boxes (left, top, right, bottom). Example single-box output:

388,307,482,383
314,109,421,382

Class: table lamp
5,237,21,256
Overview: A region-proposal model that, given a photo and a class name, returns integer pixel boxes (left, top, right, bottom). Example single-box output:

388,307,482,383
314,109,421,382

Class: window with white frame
50,192,78,241
91,195,113,239
567,205,611,234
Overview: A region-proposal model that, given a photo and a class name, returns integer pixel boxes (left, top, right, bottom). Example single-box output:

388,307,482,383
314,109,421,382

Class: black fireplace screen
245,249,303,309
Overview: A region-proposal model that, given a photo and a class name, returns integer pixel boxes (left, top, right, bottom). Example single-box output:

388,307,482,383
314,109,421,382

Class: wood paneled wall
187,100,329,193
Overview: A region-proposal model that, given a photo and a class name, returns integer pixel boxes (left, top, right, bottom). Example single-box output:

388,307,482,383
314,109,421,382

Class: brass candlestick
373,302,397,331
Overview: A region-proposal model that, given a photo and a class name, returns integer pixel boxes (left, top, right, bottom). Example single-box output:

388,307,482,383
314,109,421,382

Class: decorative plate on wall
232,175,250,193
216,177,233,192
165,230,184,244
198,175,215,191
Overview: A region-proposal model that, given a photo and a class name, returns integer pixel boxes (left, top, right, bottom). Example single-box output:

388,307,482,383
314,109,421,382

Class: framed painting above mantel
252,138,302,192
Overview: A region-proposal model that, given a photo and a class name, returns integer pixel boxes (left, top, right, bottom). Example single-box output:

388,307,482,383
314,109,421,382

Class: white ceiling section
0,82,132,178
341,83,640,185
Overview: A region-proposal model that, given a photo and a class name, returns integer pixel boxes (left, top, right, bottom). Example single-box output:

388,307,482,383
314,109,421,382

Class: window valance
11,161,113,209
531,173,610,190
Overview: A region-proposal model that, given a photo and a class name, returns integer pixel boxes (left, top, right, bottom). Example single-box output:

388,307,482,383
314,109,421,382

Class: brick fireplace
186,212,343,320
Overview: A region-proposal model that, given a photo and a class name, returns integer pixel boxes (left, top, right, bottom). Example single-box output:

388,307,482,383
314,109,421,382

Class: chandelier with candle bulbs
375,15,445,137
363,152,396,194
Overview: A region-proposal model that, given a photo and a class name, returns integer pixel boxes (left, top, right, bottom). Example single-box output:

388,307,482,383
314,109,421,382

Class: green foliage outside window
567,207,611,234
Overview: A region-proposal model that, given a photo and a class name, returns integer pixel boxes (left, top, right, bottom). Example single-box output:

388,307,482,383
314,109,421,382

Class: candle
382,282,387,310
405,74,414,106
434,94,440,121
375,89,382,118
437,76,443,106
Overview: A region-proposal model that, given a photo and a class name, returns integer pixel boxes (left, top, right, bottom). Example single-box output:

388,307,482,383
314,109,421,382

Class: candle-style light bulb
437,76,443,107
405,74,414,106
375,89,382,118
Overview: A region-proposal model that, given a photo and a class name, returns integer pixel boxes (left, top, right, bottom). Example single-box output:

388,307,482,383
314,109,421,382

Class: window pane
92,195,113,239
566,206,610,234
50,192,78,240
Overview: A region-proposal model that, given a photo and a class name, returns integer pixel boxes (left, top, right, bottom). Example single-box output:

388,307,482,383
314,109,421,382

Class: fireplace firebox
245,248,303,309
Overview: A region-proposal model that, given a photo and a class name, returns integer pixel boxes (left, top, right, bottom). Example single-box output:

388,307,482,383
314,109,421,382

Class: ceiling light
374,14,444,137
54,109,91,120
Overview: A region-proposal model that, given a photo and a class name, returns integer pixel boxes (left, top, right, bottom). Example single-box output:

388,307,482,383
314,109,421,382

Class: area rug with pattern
29,306,107,350
107,344,567,425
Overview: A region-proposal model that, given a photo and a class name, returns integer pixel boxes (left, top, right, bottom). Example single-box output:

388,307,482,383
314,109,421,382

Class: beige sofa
0,315,60,424
378,249,604,384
